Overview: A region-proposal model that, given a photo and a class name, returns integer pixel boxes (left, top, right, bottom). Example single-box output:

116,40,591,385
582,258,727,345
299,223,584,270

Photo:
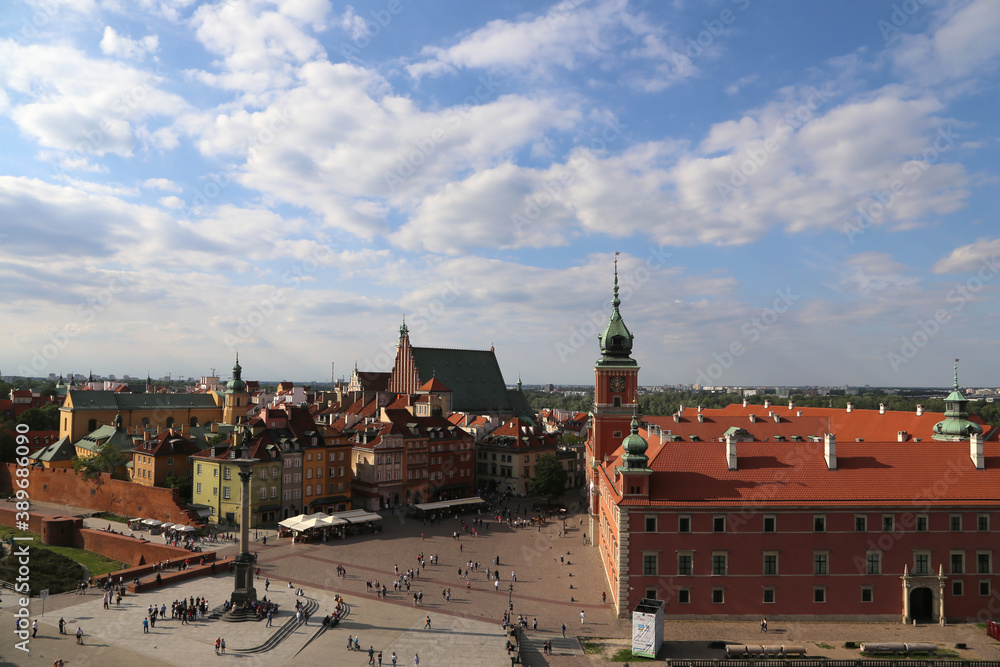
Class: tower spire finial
954,358,960,390
612,251,621,309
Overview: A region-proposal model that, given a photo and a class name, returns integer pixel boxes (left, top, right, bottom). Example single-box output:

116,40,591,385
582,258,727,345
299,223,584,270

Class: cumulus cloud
932,238,1000,274
407,0,694,89
0,41,188,158
100,26,159,59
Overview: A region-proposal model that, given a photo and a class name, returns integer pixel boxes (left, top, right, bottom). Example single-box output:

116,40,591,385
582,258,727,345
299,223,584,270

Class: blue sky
2,0,999,387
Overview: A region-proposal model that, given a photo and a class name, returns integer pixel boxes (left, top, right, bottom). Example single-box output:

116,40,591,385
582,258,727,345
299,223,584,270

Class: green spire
597,254,636,367
398,315,409,344
226,354,247,393
933,358,982,440
619,410,650,470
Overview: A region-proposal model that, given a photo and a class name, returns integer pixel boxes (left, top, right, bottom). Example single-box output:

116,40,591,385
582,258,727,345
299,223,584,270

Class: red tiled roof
643,413,833,443
708,403,998,442
418,378,451,393
604,438,1000,507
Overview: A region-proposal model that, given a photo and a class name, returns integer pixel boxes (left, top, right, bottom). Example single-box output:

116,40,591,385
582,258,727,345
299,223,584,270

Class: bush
0,545,84,595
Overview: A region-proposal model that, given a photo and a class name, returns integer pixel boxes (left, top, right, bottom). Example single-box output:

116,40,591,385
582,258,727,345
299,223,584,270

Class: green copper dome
597,258,637,367
932,359,982,440
225,353,247,393
620,413,650,470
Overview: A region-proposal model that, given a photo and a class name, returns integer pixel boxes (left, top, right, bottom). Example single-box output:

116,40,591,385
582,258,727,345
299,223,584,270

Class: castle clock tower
587,258,640,519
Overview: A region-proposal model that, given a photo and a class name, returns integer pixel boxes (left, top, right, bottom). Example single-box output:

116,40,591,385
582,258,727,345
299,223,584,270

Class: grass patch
609,648,655,662
582,640,604,655
0,526,122,582
815,642,835,650
976,623,987,630
92,512,131,524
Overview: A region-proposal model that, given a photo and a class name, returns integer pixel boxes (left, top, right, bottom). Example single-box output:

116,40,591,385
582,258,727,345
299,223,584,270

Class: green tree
164,474,193,502
72,443,129,480
17,403,60,431
532,454,567,504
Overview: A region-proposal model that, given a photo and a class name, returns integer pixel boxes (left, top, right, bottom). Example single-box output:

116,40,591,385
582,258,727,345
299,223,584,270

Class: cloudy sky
2,0,999,387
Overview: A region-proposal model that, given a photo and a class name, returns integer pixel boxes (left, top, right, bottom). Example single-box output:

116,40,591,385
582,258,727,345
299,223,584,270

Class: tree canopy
532,454,567,504
72,442,129,481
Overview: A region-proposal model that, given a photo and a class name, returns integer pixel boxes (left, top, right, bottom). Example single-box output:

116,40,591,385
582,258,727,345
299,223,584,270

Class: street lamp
508,582,514,612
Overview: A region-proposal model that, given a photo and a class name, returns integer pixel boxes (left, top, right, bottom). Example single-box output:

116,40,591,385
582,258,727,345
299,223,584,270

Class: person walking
368,646,375,665
142,617,149,633
561,622,566,638
31,619,38,637
414,654,419,666
392,651,397,666
215,637,221,655
761,618,767,633
76,627,84,644
580,609,585,625
424,615,431,629
59,617,65,634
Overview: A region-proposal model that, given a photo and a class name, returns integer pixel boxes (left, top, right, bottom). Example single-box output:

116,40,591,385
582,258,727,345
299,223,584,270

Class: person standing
31,619,38,637
378,650,383,666
414,654,419,666
215,637,221,655
58,617,65,634
392,651,397,666
220,638,226,654
561,623,566,638
76,627,84,644
580,609,585,625
142,617,149,633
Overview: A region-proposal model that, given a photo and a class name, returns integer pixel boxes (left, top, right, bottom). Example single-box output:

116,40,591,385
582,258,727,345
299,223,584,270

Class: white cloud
100,26,159,59
890,0,1000,86
932,237,1000,274
407,0,694,89
158,195,184,208
187,0,330,93
143,177,181,192
0,41,189,158
838,252,920,296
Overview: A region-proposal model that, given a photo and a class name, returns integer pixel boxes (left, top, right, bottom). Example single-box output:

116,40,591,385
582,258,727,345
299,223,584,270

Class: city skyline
2,0,999,387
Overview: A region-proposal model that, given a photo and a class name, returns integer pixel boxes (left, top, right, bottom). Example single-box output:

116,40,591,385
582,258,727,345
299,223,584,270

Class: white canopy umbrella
141,518,163,526
160,522,174,530
178,525,196,532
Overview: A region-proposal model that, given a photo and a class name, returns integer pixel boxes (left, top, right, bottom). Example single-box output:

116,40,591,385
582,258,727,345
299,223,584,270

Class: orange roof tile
602,438,1000,507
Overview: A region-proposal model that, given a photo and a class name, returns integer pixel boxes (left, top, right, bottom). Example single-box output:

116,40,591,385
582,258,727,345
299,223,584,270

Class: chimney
742,398,748,408
824,433,836,470
971,433,984,470
749,414,756,423
673,414,680,423
846,402,853,413
660,428,667,445
678,405,685,415
796,410,802,417
897,431,908,442
725,435,737,471
698,405,703,413
916,404,924,416
879,403,886,415
764,399,771,409
788,400,794,410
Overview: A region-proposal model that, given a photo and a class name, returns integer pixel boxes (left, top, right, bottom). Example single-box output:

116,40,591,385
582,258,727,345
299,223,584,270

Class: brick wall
0,464,200,527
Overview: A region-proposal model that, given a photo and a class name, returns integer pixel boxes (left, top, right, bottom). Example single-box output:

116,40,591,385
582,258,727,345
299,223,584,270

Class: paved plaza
2,499,1000,666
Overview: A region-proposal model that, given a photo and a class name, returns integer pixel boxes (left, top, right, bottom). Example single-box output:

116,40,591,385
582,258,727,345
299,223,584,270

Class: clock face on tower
609,376,626,392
